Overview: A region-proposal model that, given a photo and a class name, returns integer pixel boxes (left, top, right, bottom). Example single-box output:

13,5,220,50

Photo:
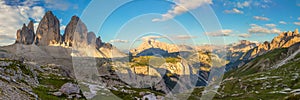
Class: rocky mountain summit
35,11,62,46
15,11,109,50
226,40,260,62
226,29,300,71
245,29,299,59
15,21,35,45
130,39,197,57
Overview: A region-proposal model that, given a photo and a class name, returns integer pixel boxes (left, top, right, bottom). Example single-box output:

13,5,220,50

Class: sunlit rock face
226,29,300,71
226,40,259,62
246,29,300,59
35,11,62,46
63,16,88,47
15,21,35,45
130,39,180,56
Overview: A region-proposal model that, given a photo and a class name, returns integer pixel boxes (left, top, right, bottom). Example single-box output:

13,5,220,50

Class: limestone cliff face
63,16,88,47
226,40,259,62
35,11,62,46
87,32,96,45
226,29,300,71
15,21,35,45
95,36,104,49
130,40,180,56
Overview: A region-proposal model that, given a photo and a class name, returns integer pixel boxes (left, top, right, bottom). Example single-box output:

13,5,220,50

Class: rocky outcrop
15,21,35,45
87,32,96,45
35,11,62,46
226,40,259,62
96,36,104,49
58,83,80,95
130,39,180,56
247,29,300,59
63,16,88,47
226,29,300,71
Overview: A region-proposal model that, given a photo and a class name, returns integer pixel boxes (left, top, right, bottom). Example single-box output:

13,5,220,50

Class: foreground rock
59,82,80,95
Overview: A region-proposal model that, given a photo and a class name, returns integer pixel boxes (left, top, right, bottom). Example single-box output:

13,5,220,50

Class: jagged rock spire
35,11,61,46
15,21,35,45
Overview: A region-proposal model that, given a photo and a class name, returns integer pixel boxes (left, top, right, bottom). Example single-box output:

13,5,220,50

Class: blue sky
0,0,300,49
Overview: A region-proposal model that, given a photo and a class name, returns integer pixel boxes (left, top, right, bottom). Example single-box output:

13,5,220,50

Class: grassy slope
225,48,288,78
188,48,300,99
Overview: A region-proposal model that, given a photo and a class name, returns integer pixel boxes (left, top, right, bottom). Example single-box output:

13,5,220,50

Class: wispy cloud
141,36,166,41
205,29,233,37
238,33,251,38
109,39,129,43
279,21,287,25
237,1,250,8
152,0,212,22
248,24,281,34
294,22,300,26
265,24,276,28
173,35,197,40
253,16,269,21
224,8,243,14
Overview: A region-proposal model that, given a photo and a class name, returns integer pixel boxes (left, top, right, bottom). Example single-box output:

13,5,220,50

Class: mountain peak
35,10,61,45
71,15,79,21
295,28,299,35
27,20,34,31
45,11,54,16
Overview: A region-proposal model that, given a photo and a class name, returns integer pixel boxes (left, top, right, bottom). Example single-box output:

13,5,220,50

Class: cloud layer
253,16,269,21
205,29,232,37
248,24,281,34
0,1,45,45
238,33,251,38
173,35,197,40
152,0,212,22
224,8,243,14
110,39,129,43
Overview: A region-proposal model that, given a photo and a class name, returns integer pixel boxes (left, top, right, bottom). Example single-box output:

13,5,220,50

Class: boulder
59,83,80,95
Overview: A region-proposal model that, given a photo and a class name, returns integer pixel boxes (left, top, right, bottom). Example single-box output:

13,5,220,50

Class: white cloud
44,0,73,11
298,17,300,20
173,35,197,40
297,4,300,7
141,36,166,41
248,24,281,34
279,21,287,25
237,1,250,8
109,39,129,43
152,0,213,22
265,24,276,28
224,8,243,14
205,29,233,37
60,25,66,31
253,16,269,21
294,22,300,26
0,1,45,46
238,33,251,38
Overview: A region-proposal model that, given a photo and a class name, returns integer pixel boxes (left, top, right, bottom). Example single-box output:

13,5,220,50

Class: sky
0,0,300,50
